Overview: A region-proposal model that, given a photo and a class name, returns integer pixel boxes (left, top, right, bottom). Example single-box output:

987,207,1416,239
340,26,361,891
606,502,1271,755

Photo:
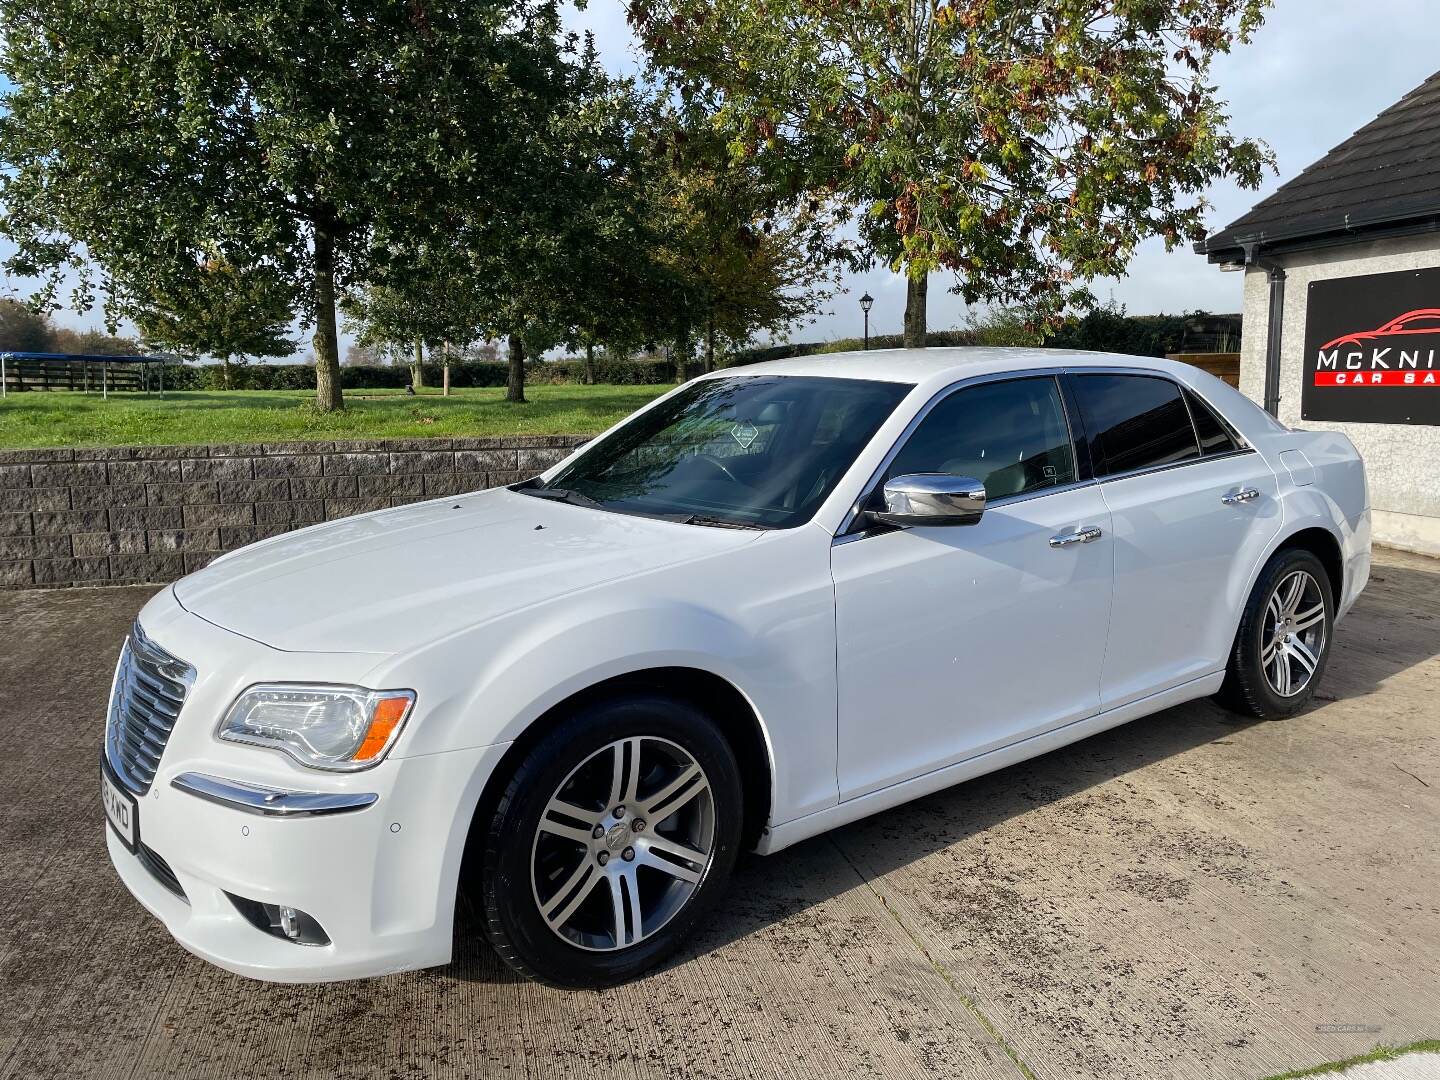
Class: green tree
458,50,660,403
48,326,141,354
662,164,844,372
337,37,624,405
345,248,502,394
963,305,1044,347
0,0,577,410
131,260,296,387
0,299,52,352
630,0,1274,346
547,81,700,384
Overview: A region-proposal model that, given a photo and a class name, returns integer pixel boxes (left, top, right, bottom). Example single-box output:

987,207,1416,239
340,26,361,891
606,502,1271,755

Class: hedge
163,357,678,391
158,310,1231,390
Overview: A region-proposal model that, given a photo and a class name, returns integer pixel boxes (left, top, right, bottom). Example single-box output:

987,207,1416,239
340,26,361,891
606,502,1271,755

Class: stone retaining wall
0,436,585,589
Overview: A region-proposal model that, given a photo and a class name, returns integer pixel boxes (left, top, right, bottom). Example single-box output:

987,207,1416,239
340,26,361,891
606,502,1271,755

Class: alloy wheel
1261,569,1327,697
530,736,715,952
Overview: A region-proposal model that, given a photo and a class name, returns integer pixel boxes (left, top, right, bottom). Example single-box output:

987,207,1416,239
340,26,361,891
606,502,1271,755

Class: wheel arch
457,665,776,900
1275,525,1344,603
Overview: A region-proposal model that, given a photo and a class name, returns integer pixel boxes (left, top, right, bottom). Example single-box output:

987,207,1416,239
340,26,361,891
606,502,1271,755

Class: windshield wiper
518,485,601,508
676,514,770,530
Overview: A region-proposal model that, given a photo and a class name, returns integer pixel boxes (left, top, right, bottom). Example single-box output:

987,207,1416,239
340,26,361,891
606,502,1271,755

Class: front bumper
104,589,511,983
106,742,507,982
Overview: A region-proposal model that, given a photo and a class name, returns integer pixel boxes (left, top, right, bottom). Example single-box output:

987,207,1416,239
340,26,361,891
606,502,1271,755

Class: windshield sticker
731,421,760,449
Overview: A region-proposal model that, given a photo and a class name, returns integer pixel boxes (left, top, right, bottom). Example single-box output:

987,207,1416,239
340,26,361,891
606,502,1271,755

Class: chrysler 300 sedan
102,349,1370,987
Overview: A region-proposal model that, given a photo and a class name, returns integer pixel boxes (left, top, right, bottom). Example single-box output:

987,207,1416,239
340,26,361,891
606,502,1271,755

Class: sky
8,0,1440,351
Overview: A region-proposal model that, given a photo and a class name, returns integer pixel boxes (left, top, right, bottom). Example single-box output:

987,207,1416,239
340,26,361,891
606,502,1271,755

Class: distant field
0,384,675,449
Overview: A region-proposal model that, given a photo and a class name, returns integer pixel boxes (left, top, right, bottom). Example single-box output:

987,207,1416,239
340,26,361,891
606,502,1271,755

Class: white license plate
102,759,138,851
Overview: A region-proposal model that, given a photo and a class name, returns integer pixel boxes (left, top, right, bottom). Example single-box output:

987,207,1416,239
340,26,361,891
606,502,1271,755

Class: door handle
1049,525,1103,548
1221,487,1260,505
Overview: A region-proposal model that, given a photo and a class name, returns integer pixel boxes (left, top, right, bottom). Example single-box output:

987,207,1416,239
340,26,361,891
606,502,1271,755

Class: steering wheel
693,454,745,487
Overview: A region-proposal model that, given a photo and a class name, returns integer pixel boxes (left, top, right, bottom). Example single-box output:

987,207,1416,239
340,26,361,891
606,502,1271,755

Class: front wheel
1217,547,1334,719
474,694,742,988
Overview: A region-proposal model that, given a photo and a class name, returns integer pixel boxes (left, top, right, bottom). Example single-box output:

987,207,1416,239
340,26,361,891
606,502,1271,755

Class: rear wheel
475,694,742,988
1217,547,1334,719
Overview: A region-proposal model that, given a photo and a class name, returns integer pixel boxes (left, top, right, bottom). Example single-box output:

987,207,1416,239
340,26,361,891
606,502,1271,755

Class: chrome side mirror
870,473,986,528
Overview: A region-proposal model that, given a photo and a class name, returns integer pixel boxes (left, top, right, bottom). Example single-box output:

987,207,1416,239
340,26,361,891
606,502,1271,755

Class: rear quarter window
1185,388,1241,456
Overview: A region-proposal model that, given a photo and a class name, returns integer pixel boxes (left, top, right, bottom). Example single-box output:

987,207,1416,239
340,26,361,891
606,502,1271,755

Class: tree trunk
677,327,693,380
903,271,928,349
506,334,526,403
222,357,232,390
410,339,425,390
704,314,716,374
442,340,451,397
312,222,344,411
584,341,595,385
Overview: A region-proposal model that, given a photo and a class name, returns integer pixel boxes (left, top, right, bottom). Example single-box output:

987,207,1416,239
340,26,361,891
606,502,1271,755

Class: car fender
1238,436,1370,623
364,530,841,831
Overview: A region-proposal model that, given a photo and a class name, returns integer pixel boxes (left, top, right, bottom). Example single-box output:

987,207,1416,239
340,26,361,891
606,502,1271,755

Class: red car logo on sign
1320,308,1440,350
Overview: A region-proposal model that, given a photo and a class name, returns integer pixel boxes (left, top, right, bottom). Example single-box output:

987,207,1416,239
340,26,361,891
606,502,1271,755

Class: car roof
709,347,1191,387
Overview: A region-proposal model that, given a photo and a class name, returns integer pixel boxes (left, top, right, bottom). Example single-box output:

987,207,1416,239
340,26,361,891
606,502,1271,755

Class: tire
475,693,743,988
1217,547,1335,720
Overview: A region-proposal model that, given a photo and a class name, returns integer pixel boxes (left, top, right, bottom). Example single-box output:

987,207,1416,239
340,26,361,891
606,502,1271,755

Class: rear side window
1185,389,1240,455
1072,374,1199,477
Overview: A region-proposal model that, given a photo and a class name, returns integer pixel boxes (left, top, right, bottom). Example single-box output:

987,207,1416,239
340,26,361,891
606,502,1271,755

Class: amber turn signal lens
353,694,414,762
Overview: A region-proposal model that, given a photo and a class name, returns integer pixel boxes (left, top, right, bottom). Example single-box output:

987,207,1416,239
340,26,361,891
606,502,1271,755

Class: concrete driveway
2,547,1437,1080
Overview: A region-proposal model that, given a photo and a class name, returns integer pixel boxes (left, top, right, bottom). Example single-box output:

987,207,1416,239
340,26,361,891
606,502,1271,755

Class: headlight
218,684,416,771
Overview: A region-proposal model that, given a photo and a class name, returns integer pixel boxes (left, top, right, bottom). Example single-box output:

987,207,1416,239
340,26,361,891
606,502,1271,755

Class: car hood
173,488,759,654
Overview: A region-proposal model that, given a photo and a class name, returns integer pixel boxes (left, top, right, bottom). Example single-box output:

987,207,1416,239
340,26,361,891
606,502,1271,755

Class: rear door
1066,372,1282,709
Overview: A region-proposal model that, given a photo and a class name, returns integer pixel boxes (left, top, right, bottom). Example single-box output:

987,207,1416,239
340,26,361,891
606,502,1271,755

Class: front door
832,376,1114,801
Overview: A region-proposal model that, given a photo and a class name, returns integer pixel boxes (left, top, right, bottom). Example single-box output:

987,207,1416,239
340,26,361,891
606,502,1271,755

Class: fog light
226,892,331,946
278,906,301,941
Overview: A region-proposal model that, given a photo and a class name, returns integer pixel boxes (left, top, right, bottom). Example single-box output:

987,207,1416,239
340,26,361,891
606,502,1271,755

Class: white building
1198,71,1440,556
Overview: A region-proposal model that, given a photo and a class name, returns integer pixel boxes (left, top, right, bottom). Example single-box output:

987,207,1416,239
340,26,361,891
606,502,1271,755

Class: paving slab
0,548,1436,1080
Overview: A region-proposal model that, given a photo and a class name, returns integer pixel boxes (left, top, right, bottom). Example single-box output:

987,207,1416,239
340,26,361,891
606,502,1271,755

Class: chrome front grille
105,622,195,795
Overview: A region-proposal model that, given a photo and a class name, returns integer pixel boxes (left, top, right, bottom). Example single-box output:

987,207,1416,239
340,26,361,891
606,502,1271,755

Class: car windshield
521,375,911,529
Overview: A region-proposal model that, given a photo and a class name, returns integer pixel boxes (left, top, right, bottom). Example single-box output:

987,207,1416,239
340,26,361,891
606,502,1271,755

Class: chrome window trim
170,772,379,817
1093,445,1257,486
835,364,1260,542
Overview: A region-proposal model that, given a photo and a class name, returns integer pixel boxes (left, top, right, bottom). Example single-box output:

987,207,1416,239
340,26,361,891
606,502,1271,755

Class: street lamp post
859,292,874,350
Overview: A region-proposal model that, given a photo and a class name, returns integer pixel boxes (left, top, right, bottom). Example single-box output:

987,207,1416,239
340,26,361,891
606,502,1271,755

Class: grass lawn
1262,1041,1440,1080
0,384,675,449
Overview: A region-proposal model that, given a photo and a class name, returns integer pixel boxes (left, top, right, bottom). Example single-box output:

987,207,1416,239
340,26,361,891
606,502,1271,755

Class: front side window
1072,374,1199,476
886,377,1077,500
528,375,910,529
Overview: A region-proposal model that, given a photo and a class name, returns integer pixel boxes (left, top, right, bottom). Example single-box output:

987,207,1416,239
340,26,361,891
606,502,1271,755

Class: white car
102,349,1370,988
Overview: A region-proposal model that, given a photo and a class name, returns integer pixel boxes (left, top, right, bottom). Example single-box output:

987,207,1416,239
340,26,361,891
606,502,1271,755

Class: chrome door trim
170,772,379,817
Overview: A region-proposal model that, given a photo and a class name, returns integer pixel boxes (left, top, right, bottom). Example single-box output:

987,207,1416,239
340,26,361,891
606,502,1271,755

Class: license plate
101,755,138,852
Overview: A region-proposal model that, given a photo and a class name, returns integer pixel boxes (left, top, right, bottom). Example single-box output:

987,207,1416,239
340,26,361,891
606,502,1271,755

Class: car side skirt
755,670,1226,856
